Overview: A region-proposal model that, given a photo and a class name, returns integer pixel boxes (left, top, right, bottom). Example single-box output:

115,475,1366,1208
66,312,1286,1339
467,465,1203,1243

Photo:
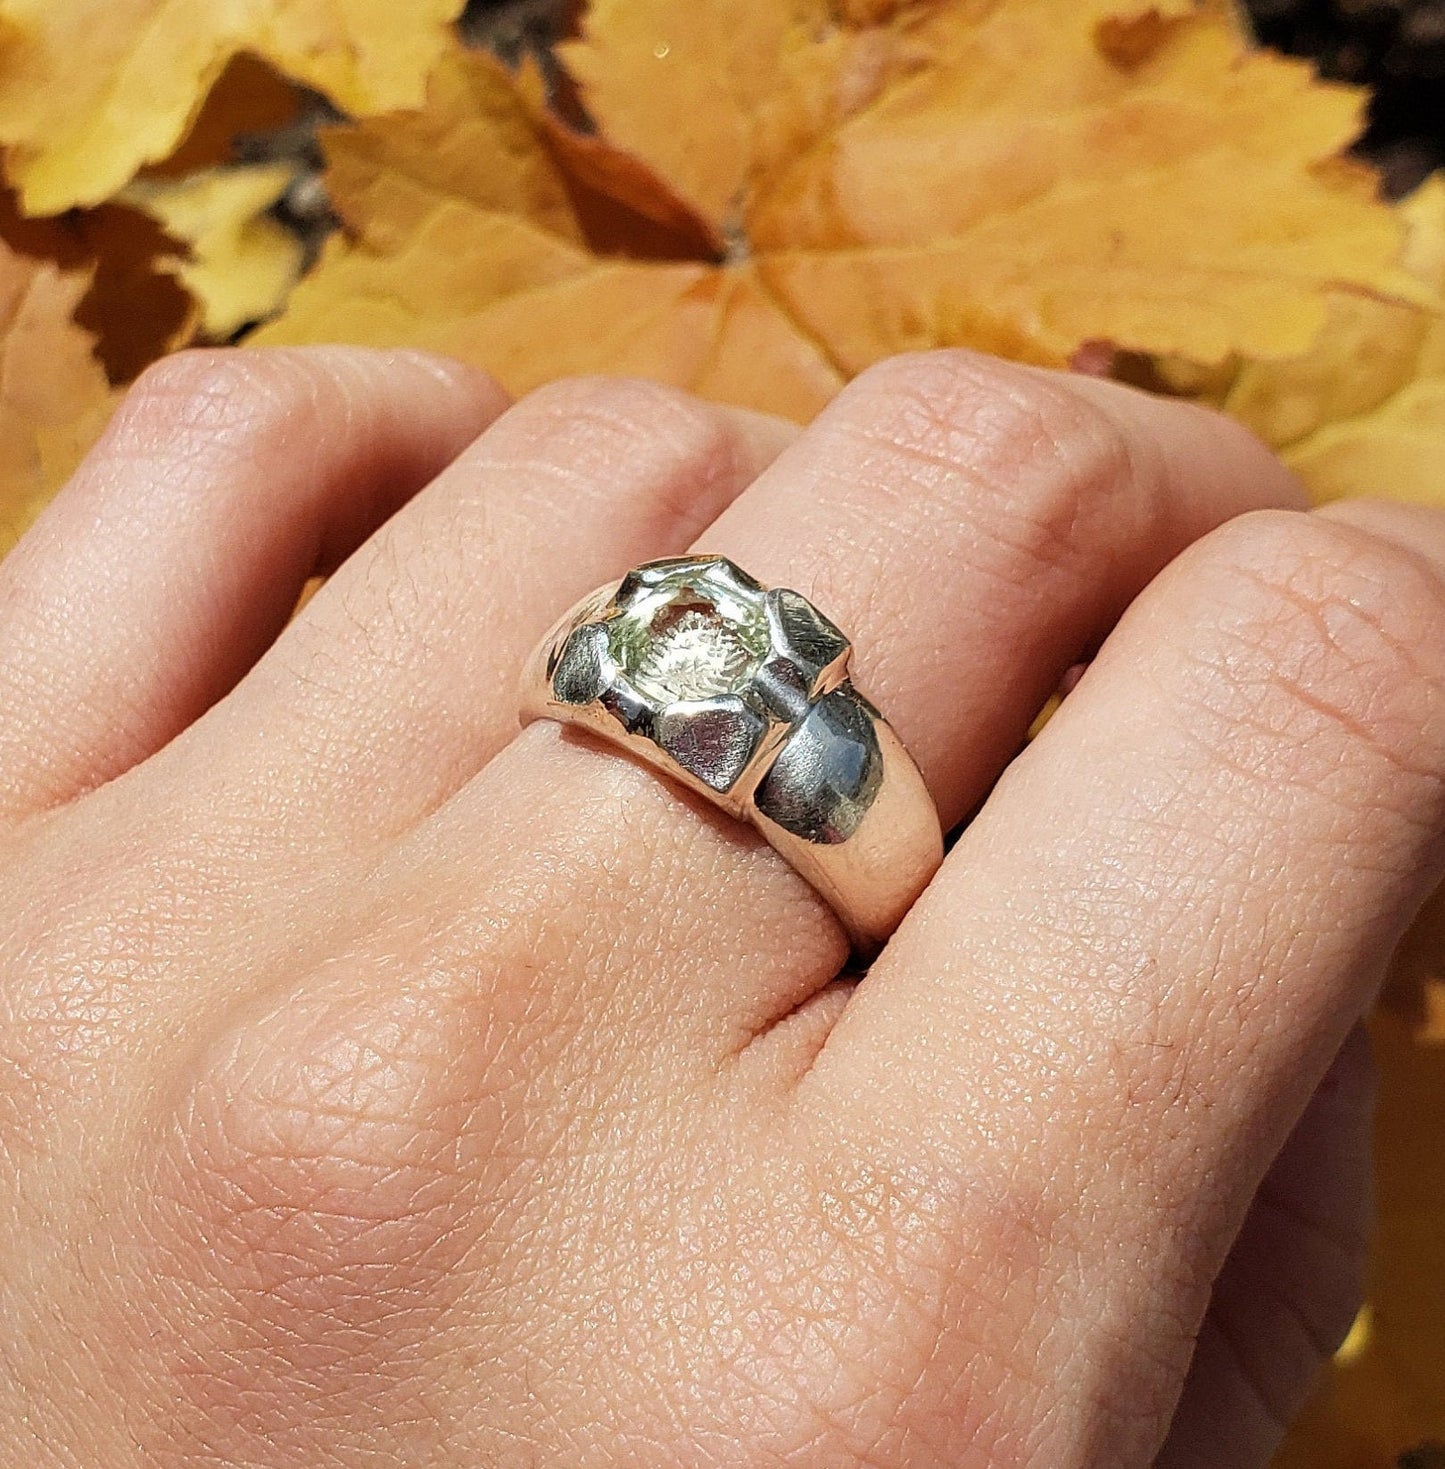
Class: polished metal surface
520,556,944,952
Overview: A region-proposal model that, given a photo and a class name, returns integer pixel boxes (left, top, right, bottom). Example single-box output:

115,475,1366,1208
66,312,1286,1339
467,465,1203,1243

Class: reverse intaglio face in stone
608,564,771,704
549,556,884,843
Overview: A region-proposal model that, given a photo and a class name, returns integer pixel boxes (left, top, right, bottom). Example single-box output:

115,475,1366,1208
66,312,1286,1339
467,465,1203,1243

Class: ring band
519,556,943,952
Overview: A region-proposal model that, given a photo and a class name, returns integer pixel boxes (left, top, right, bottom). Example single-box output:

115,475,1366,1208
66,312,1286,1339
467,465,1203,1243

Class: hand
1,346,1437,1468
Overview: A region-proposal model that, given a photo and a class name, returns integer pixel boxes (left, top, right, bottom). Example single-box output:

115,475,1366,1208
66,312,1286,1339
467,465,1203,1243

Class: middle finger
164,375,795,848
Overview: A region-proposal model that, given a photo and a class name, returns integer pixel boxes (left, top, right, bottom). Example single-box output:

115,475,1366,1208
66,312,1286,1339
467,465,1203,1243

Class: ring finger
378,351,1305,1066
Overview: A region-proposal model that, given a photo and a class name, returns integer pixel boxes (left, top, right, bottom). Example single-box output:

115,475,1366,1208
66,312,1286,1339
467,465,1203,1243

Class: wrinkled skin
0,345,1436,1468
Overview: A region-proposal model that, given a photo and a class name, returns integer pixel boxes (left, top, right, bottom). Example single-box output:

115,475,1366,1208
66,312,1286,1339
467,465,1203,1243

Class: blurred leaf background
0,0,1439,1462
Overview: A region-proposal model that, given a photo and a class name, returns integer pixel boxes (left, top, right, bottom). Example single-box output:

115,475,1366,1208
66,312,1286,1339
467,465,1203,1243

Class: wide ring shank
519,557,943,952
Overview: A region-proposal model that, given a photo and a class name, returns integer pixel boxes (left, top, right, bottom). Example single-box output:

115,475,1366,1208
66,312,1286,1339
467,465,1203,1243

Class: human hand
1,346,1437,1467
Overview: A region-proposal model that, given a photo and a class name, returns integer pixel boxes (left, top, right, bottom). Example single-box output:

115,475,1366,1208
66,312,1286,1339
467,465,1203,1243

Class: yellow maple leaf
260,195,845,422
0,0,465,214
0,240,115,556
1282,378,1445,508
261,1,1429,422
257,48,845,420
1223,174,1445,459
122,165,306,339
1201,173,1445,561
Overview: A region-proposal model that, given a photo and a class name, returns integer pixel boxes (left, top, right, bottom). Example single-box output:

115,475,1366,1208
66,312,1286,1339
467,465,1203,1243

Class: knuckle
1175,509,1445,814
519,374,732,456
836,351,1141,578
500,375,745,523
0,837,190,1157
158,979,485,1288
129,345,300,414
115,347,330,466
516,371,693,418
141,970,507,1442
128,345,244,400
512,374,715,452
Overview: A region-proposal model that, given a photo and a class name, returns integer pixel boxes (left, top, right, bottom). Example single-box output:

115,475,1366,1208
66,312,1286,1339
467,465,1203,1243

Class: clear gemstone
609,565,769,706
634,610,754,701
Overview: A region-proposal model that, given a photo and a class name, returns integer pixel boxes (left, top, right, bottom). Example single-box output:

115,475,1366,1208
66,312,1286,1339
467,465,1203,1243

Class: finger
1157,1025,1374,1469
697,355,1308,824
178,377,796,843
804,502,1445,1460
0,347,507,820
389,353,1303,1062
17,381,795,1084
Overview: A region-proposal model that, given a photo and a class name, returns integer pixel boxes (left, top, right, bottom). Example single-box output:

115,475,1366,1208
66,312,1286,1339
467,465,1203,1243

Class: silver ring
520,556,944,952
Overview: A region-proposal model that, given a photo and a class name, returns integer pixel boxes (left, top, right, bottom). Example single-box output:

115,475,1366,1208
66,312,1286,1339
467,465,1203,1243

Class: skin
0,344,1439,1468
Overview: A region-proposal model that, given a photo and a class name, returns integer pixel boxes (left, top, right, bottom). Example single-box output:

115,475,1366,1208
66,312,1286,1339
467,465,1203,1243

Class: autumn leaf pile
0,0,1440,1461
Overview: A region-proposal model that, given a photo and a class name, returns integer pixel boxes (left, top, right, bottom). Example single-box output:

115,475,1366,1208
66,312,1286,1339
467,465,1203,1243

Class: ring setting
521,556,943,951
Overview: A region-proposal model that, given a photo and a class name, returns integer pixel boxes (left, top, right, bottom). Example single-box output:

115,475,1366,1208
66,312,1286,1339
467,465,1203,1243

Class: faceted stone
562,558,878,816
754,686,883,844
607,562,770,707
655,697,766,792
633,609,756,701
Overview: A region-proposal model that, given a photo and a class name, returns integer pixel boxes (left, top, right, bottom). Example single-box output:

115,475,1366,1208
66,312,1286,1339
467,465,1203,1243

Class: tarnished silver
520,555,943,951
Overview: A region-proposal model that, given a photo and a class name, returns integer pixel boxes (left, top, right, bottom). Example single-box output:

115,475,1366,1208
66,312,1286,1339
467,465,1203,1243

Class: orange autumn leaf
261,1,1430,424
0,240,114,556
561,0,1206,246
511,58,716,255
558,0,835,241
737,0,1421,367
759,154,1413,371
0,0,465,213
